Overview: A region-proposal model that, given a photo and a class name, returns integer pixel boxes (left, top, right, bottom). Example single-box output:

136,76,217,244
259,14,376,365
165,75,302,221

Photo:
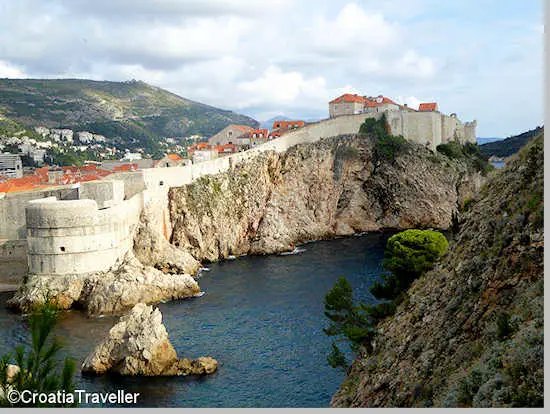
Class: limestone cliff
8,134,485,315
169,134,484,262
330,134,543,407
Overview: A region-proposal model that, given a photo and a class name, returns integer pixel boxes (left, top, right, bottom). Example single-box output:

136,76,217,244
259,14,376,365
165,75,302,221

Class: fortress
329,94,477,148
0,106,477,285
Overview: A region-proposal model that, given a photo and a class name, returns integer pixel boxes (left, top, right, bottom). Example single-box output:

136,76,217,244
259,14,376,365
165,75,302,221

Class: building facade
207,124,254,146
0,153,23,179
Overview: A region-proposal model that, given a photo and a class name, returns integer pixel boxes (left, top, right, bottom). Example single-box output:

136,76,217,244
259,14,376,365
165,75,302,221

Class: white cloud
237,66,327,108
0,0,542,136
0,61,27,78
395,96,422,110
306,3,398,55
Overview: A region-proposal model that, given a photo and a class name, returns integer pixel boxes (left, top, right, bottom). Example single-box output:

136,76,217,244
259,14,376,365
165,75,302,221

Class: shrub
437,142,464,159
371,230,448,300
323,277,376,369
437,142,493,175
374,134,408,164
358,114,407,165
359,114,389,137
496,313,513,340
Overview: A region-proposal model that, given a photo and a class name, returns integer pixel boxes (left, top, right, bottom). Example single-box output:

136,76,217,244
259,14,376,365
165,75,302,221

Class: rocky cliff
169,134,484,262
8,133,486,315
330,134,544,407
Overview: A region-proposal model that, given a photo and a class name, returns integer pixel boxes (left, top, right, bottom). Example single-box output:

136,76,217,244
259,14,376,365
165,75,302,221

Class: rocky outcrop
330,134,544,407
82,303,217,376
169,135,485,261
7,252,201,315
133,205,201,275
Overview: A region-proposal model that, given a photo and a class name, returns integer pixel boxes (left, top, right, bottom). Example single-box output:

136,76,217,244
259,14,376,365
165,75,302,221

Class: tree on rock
371,229,448,301
323,230,448,370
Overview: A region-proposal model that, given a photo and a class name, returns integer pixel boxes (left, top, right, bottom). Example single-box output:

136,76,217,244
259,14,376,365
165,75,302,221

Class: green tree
323,277,377,371
371,230,448,300
323,230,448,369
358,114,407,166
0,302,76,407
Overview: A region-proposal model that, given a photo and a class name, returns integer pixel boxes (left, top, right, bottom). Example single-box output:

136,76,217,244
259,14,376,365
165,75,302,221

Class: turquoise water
0,233,390,407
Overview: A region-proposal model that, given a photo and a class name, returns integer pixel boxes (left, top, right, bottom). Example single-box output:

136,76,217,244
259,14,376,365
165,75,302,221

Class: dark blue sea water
476,137,503,145
0,233,390,407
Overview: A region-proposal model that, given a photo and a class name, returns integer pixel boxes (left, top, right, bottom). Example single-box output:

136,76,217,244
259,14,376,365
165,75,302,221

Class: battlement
25,192,143,275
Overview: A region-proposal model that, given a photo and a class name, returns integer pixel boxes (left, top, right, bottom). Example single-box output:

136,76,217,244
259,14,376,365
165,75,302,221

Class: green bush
358,114,407,165
359,116,388,137
437,142,493,175
374,134,408,164
371,230,448,300
323,277,376,370
437,142,464,159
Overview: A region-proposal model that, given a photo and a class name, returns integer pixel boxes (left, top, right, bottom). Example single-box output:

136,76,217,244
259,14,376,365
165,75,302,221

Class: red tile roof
166,153,182,162
113,163,137,173
330,94,397,107
418,102,438,112
216,143,237,154
232,125,254,133
365,95,398,106
330,94,367,104
0,165,114,193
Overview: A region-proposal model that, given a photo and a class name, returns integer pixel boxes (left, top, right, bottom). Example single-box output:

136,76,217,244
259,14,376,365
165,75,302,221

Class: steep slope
0,78,258,141
169,134,485,262
480,126,543,158
331,134,544,407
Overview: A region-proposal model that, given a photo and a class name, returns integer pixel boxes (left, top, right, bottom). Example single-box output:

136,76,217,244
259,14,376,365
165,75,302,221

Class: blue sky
0,0,544,137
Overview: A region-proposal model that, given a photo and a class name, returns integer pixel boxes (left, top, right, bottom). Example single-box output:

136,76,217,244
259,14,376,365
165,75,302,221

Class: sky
0,0,544,137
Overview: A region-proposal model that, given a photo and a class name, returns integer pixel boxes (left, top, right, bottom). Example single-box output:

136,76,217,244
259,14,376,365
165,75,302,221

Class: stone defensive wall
0,111,476,284
25,191,143,275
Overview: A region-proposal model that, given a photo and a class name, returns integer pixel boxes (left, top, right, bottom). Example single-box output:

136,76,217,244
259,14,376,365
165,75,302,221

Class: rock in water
82,303,217,376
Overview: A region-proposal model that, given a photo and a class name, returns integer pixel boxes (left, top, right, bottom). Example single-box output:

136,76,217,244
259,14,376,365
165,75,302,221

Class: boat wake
279,247,307,256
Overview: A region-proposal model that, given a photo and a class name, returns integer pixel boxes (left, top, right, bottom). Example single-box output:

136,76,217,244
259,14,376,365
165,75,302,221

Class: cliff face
169,134,484,262
331,134,544,407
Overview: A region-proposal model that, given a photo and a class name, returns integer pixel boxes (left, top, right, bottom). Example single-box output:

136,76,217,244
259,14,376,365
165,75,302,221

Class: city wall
0,110,476,284
26,191,144,275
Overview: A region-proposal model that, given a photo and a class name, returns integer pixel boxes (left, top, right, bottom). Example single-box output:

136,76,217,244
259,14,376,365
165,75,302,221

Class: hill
0,78,259,147
479,126,543,158
331,133,543,407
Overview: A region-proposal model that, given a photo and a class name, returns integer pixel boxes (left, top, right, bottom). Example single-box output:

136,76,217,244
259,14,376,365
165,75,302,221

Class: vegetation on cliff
331,133,544,407
436,141,493,175
324,230,448,372
479,126,543,158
